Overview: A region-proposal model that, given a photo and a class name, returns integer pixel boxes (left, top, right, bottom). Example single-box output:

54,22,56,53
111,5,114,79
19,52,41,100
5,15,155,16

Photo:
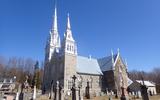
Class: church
42,5,129,97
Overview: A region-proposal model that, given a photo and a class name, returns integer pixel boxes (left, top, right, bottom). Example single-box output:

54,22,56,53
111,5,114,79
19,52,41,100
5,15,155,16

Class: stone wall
77,73,102,97
63,53,77,93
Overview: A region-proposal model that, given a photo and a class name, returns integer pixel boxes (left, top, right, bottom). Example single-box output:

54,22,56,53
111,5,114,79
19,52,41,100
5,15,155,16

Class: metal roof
98,54,117,72
76,56,103,75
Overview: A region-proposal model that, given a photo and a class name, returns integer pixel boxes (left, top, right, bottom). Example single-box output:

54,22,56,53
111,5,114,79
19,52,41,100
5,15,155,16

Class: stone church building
42,6,128,97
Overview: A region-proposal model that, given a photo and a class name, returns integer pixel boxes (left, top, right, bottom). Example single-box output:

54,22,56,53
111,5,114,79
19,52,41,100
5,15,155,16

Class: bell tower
61,14,77,93
61,14,77,55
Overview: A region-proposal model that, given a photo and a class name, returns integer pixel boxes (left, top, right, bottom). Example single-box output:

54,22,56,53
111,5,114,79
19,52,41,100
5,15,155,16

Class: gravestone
60,88,64,100
137,91,141,98
32,85,36,100
16,85,21,100
132,92,135,96
55,81,59,100
49,80,54,99
106,88,109,95
109,91,112,100
15,92,19,100
141,85,149,100
19,83,24,100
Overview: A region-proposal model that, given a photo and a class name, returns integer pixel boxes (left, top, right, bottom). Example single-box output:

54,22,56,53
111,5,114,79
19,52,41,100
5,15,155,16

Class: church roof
76,53,122,75
98,54,118,72
76,56,103,75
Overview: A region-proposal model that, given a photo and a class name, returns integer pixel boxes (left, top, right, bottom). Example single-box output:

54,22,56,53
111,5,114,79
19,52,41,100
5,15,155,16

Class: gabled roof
76,56,102,75
98,54,117,72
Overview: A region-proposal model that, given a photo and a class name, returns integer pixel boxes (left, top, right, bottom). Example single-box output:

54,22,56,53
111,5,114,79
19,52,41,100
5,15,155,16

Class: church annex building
42,5,129,97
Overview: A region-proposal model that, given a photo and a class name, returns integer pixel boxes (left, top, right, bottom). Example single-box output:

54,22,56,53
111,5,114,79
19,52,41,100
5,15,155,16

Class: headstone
76,88,79,100
55,81,59,100
132,92,135,96
137,91,141,98
19,84,24,100
141,85,149,100
60,88,64,100
33,86,36,100
78,87,81,100
15,92,19,100
16,85,21,100
49,80,54,99
106,89,109,95
71,87,76,100
129,92,131,96
109,91,112,100
110,90,114,95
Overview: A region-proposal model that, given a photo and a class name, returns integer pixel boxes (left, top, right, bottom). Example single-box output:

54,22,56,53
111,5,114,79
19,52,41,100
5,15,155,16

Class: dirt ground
92,95,160,100
37,95,160,100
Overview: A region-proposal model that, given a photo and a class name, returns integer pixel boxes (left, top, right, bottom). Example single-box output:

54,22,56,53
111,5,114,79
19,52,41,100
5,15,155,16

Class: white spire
67,13,71,30
64,13,74,41
50,4,60,48
45,3,60,62
52,5,58,32
62,13,77,55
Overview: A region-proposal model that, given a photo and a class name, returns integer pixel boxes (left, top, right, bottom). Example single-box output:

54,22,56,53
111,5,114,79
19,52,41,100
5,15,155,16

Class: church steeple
61,13,77,55
45,4,61,62
67,13,71,30
52,5,58,32
64,13,74,41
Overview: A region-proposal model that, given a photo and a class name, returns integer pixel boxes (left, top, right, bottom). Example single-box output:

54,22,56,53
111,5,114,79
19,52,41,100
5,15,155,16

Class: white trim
113,52,120,67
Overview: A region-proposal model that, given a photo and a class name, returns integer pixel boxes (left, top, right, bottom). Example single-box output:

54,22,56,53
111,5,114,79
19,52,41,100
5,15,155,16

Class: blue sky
0,0,160,71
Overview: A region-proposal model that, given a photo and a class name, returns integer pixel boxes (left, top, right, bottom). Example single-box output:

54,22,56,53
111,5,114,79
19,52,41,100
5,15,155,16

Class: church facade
42,6,129,97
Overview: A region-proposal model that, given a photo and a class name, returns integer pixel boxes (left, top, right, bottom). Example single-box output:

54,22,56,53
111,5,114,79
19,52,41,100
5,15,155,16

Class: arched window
71,46,73,51
69,45,71,51
67,44,69,50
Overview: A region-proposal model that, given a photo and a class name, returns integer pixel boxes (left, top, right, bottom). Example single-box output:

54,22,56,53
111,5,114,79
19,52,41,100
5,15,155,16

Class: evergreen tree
32,61,41,89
